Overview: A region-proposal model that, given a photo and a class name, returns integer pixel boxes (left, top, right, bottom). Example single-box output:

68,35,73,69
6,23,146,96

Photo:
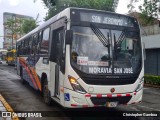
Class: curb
144,84,160,89
0,94,19,120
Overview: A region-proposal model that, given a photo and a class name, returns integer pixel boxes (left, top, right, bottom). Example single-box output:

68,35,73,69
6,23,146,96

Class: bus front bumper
63,88,143,108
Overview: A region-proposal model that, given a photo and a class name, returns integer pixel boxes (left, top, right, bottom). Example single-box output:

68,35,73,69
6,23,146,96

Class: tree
5,18,22,49
128,0,160,25
22,19,37,34
70,0,114,11
5,19,21,38
42,0,56,7
6,18,38,37
42,0,115,20
139,0,160,25
5,18,38,49
127,0,140,13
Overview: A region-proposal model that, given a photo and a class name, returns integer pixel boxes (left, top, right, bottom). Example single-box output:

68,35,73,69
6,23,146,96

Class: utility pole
11,15,14,50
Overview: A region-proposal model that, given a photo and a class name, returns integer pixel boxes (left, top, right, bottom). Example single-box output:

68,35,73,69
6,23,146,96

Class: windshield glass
71,26,142,75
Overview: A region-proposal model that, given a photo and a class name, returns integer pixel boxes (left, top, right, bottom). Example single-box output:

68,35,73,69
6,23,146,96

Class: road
0,63,160,120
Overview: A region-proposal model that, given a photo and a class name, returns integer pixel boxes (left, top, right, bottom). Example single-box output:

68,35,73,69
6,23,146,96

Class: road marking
137,105,160,111
0,94,19,120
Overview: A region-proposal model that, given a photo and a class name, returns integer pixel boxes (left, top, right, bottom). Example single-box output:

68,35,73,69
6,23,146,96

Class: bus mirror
66,30,73,45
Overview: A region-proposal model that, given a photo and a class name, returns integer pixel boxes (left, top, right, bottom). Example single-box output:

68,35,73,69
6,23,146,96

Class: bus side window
37,31,42,54
26,38,29,55
24,39,27,55
25,38,29,55
21,41,24,55
16,42,20,56
33,33,38,54
29,37,32,54
19,42,22,55
40,27,50,55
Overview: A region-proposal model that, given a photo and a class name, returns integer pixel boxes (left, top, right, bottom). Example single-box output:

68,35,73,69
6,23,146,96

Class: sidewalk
0,94,19,120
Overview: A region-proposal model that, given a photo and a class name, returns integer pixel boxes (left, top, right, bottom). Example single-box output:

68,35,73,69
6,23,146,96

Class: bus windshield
71,26,142,75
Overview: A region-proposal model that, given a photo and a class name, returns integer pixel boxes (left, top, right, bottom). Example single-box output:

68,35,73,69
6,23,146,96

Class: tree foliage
139,0,160,25
5,19,21,37
70,0,114,11
128,0,160,25
22,19,37,34
5,18,38,40
42,0,115,20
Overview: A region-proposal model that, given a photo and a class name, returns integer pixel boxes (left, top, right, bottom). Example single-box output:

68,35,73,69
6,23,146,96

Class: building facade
3,12,33,50
142,26,160,75
128,12,160,75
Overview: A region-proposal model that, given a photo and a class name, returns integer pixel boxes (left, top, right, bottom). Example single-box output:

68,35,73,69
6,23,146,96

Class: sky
0,0,141,49
116,0,143,14
0,0,48,48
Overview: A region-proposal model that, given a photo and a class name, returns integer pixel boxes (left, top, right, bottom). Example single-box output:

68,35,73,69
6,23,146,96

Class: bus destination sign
80,12,135,27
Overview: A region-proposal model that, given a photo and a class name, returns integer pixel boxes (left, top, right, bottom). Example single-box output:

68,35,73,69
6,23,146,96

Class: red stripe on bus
71,104,78,107
30,67,42,91
97,94,102,98
117,94,122,97
85,93,135,98
19,59,38,90
126,94,131,96
107,94,112,98
85,94,91,97
19,58,41,91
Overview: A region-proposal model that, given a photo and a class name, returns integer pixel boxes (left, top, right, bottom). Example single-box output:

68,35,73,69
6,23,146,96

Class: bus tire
43,79,52,105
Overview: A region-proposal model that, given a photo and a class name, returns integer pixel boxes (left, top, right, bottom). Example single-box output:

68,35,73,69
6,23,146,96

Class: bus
6,49,16,65
0,49,7,64
16,7,144,108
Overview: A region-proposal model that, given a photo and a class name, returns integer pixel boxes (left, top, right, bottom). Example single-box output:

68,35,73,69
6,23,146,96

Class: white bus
16,7,144,108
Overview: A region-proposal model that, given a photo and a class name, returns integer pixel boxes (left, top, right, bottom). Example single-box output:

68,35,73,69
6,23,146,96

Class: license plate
106,102,118,107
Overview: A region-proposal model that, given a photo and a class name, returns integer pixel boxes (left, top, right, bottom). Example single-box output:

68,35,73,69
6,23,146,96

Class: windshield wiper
115,30,126,47
90,23,110,47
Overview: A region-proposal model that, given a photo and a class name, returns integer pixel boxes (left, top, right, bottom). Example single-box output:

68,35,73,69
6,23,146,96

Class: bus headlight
135,77,144,92
68,75,86,94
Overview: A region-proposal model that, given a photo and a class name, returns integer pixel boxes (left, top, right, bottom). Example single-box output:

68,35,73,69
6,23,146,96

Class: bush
144,74,160,85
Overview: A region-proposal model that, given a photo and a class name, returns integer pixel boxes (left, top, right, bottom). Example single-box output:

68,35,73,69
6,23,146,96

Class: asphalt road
0,63,160,120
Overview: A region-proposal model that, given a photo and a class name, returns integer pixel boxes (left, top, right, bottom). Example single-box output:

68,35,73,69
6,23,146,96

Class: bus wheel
43,80,52,105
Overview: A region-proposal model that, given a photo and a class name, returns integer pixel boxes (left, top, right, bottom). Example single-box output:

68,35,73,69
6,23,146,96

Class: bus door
50,18,66,98
54,28,64,97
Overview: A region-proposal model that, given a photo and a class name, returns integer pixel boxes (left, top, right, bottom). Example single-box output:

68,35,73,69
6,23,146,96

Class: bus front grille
90,96,132,105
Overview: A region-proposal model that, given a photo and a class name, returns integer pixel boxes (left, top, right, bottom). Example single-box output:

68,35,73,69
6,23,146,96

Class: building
128,12,160,75
3,12,33,50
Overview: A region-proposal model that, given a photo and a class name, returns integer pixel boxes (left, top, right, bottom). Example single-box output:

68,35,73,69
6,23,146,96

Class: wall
142,34,160,75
